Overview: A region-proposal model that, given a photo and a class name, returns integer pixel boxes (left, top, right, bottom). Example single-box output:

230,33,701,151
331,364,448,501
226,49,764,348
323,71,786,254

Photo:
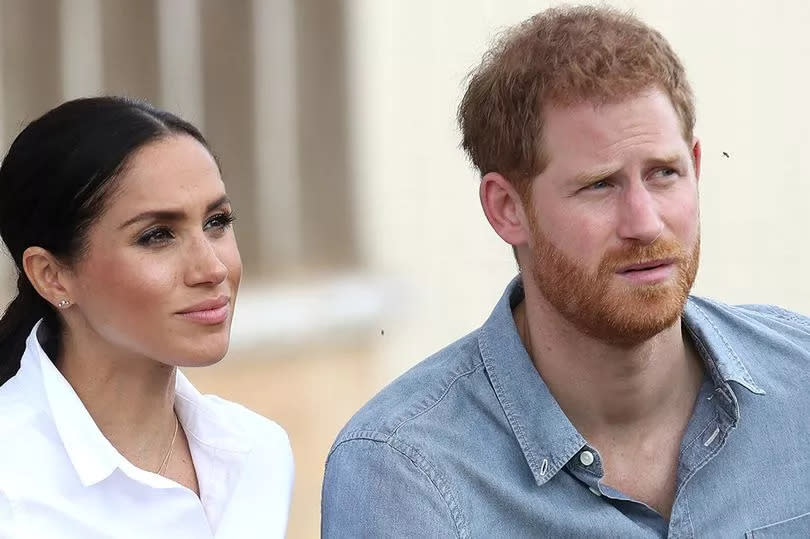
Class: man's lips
614,258,677,284
616,258,677,274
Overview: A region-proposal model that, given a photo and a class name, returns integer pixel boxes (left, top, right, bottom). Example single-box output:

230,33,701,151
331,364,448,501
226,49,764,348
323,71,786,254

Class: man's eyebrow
571,154,686,186
118,195,230,229
646,154,683,167
572,165,620,186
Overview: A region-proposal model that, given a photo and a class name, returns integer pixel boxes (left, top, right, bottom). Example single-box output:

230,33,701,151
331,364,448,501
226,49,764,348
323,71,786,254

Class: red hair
458,5,695,191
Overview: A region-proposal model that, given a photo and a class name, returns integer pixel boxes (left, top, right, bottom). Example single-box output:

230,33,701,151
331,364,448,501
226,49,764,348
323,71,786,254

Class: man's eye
654,168,678,178
588,180,610,190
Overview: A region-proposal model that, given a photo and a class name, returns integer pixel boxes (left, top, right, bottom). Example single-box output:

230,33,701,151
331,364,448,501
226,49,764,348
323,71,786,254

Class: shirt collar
22,322,253,491
478,277,585,486
173,370,252,532
477,276,765,487
24,321,121,486
682,297,765,395
173,370,251,454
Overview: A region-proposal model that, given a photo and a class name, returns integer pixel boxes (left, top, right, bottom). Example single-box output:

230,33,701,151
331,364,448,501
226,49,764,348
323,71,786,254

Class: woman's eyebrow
118,195,230,229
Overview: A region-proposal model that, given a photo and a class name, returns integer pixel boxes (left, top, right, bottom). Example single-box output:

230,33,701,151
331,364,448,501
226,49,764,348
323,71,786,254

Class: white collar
20,321,252,489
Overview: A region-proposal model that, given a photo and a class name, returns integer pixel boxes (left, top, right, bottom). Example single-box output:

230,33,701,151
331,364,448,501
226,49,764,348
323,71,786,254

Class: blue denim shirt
322,278,810,538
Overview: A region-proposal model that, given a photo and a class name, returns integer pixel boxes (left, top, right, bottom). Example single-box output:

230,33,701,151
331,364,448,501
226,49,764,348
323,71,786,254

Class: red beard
526,211,700,346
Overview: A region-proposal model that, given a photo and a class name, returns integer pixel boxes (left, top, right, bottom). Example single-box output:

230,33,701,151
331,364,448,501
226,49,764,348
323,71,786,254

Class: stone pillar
200,0,259,270
156,0,204,128
99,0,160,103
295,0,357,270
59,0,103,99
252,0,302,273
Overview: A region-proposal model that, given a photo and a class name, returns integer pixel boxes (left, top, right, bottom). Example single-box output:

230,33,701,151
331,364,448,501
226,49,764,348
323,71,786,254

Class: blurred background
1,0,809,536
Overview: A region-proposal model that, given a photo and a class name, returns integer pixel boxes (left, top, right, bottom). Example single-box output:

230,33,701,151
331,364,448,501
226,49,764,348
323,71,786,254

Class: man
322,6,810,537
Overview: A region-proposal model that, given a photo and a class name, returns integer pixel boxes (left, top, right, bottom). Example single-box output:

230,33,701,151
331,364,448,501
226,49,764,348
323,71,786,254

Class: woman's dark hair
0,96,213,384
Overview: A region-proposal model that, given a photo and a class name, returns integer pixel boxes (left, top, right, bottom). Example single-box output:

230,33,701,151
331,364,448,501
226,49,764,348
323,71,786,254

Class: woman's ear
21,247,74,309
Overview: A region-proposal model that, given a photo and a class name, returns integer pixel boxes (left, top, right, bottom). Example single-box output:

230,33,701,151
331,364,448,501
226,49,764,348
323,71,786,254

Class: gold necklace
156,414,179,476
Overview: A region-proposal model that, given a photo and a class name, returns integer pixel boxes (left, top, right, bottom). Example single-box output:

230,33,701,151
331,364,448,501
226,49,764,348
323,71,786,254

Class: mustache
600,238,686,272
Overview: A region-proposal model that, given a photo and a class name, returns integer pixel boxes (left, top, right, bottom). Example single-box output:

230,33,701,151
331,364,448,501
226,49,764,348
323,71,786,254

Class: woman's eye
204,212,236,231
136,227,174,246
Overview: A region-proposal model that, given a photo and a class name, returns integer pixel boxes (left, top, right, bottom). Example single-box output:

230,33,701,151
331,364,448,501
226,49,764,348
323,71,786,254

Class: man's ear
21,247,75,309
691,137,702,181
479,172,530,247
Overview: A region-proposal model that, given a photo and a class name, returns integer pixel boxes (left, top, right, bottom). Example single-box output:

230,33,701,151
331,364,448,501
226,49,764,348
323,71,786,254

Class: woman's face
63,134,242,367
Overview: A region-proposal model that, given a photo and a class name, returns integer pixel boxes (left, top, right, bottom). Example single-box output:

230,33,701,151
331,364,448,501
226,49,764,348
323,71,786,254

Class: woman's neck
57,327,178,473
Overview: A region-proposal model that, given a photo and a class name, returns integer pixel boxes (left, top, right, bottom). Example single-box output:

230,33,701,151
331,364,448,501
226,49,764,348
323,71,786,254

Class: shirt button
579,450,595,466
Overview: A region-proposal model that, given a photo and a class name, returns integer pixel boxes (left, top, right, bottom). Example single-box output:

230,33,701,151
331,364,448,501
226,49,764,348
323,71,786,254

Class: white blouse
0,323,293,538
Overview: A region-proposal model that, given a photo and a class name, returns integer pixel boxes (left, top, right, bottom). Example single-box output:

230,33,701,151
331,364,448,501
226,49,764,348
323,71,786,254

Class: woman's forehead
107,136,224,214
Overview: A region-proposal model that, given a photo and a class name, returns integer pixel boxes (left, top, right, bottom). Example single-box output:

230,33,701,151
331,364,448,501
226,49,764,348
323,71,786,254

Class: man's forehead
540,92,689,167
543,90,678,131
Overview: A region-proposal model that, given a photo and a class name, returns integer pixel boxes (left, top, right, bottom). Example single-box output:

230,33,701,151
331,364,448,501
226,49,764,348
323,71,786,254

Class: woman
0,97,293,538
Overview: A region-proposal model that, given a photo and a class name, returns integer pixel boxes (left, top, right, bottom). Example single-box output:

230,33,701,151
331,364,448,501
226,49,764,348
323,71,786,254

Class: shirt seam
174,392,249,454
689,302,759,390
747,305,810,328
747,511,810,534
683,322,724,388
389,363,485,436
675,413,733,507
1,487,15,535
684,490,695,538
386,437,468,538
327,435,469,538
478,331,546,479
570,461,603,479
680,411,721,455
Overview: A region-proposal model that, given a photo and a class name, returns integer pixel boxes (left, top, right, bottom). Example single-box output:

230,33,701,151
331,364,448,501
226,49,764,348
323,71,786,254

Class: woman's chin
167,338,231,368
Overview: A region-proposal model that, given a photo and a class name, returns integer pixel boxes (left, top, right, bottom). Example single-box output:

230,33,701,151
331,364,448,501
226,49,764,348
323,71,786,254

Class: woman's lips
177,304,229,324
177,296,230,324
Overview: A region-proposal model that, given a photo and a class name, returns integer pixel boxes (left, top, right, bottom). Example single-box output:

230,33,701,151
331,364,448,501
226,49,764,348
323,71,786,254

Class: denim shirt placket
557,373,740,539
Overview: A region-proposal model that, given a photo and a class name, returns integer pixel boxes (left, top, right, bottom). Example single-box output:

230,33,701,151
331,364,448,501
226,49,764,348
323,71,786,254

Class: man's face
522,89,700,345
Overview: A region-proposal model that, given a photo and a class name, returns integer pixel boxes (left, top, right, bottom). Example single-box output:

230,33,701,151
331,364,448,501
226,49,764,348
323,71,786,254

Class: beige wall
345,0,810,376
1,1,809,535
4,1,808,356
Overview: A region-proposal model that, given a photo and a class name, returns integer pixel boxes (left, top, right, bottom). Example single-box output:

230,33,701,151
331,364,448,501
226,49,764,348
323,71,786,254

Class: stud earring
57,299,71,308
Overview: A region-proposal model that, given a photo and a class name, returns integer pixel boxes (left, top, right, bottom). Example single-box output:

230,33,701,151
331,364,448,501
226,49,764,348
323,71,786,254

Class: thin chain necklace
156,414,179,476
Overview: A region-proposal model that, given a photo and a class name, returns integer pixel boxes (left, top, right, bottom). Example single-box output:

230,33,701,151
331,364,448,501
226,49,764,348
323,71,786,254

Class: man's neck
514,289,705,517
513,293,704,443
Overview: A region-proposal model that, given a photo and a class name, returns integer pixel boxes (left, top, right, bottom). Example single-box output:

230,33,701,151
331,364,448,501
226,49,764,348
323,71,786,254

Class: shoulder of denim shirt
329,329,485,452
685,295,810,391
688,294,810,340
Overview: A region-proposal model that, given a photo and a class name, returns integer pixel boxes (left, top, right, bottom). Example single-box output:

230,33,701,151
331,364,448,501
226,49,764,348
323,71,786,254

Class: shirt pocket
745,511,810,538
